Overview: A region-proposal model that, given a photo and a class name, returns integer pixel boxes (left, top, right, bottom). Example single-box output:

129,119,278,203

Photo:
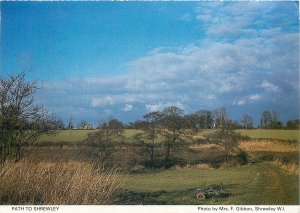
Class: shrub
208,130,249,165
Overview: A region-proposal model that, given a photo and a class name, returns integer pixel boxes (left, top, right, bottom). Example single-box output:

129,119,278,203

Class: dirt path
256,163,299,204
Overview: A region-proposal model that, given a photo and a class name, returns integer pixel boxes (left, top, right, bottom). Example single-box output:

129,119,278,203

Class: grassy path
117,163,299,204
253,163,299,204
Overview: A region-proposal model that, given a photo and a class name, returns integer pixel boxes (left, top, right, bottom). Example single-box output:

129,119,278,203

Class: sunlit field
117,163,298,205
236,129,300,142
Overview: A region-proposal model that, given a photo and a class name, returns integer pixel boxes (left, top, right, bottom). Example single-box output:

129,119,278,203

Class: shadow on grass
128,169,164,175
115,185,233,205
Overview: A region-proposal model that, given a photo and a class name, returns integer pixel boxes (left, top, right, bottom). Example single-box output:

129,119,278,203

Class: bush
236,150,248,165
208,130,249,166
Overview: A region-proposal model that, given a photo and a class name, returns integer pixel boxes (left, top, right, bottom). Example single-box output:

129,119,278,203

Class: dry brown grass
170,165,183,169
195,163,212,169
0,158,124,205
272,159,299,176
131,164,145,170
239,140,299,153
170,163,212,170
189,143,222,151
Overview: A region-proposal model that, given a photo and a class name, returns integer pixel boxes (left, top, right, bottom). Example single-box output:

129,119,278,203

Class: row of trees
84,108,296,168
86,106,250,169
128,109,296,131
58,110,297,132
86,107,188,168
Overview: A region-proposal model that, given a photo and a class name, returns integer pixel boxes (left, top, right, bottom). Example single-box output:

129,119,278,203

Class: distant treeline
68,109,299,131
1,72,299,164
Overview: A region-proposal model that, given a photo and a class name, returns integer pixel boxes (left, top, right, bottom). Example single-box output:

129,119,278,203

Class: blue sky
1,2,299,126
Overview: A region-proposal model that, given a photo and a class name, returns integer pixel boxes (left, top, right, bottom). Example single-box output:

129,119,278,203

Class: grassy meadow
236,129,300,142
117,163,298,205
38,129,97,143
1,128,299,205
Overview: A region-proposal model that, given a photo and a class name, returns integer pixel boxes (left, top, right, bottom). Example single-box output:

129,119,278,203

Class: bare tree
77,120,88,129
160,106,186,168
209,130,247,165
196,109,214,129
68,116,74,130
0,72,57,163
86,118,125,164
184,110,213,132
261,110,282,129
242,114,253,129
214,107,229,131
261,111,272,128
270,111,282,129
132,111,161,168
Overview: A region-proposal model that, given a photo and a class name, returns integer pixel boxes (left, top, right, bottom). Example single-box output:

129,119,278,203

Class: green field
39,129,300,144
39,130,96,143
199,129,300,142
117,163,299,204
236,129,300,142
38,129,144,144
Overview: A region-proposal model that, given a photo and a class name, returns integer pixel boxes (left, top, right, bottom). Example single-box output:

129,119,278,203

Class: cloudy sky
1,2,299,126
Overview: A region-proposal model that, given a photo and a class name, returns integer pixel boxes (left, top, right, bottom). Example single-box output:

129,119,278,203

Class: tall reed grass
0,158,124,204
239,140,298,153
272,159,299,176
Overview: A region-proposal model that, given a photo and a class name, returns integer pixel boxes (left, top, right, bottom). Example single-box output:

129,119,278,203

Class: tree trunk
150,149,154,169
150,138,155,169
164,145,170,169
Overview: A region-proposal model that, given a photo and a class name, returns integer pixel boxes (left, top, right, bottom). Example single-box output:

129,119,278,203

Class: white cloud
145,101,185,112
37,2,298,124
260,80,279,92
196,14,212,22
233,94,263,106
123,104,133,112
42,31,297,120
41,30,297,116
195,2,297,40
219,82,234,93
145,103,164,112
234,100,246,106
249,94,261,102
91,96,114,107
207,95,216,101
